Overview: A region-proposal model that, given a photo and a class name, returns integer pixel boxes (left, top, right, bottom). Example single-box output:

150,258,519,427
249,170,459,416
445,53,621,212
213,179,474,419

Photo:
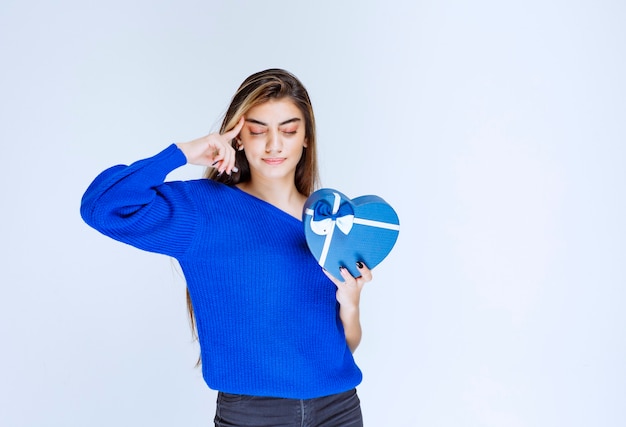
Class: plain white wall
1,1,625,426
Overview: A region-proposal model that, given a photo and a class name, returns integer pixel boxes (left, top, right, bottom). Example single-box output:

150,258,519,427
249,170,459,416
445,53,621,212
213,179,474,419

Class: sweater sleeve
80,144,197,258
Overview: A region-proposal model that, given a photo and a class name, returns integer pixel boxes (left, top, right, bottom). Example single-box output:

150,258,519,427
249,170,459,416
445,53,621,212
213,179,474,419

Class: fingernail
356,261,364,269
232,166,239,173
216,171,223,177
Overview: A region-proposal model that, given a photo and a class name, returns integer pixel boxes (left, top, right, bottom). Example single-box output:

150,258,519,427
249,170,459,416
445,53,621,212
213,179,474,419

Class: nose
265,130,282,153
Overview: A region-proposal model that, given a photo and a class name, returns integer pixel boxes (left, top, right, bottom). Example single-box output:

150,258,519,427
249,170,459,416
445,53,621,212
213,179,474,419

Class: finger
213,143,235,174
205,137,222,159
224,147,237,175
223,116,245,139
339,266,356,283
211,147,227,170
220,119,243,174
322,268,342,286
355,261,373,282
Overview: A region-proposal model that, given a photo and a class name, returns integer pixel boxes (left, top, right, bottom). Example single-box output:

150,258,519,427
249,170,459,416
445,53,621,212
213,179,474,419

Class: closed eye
280,126,298,135
248,125,267,136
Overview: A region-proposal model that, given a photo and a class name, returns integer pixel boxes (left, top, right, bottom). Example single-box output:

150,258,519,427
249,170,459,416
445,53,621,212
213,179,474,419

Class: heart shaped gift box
303,188,400,279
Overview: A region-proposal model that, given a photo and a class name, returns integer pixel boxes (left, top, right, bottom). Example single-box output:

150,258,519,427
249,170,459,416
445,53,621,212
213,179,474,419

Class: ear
237,138,244,151
303,138,308,148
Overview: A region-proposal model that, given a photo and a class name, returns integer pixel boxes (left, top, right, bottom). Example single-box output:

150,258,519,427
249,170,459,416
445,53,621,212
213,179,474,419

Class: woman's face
239,98,308,182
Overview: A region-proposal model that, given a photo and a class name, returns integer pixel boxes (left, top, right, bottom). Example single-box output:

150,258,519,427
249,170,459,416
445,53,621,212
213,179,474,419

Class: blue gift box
303,188,400,279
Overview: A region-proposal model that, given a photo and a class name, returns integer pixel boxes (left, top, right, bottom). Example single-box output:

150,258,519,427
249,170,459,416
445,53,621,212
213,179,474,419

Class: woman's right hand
176,117,245,175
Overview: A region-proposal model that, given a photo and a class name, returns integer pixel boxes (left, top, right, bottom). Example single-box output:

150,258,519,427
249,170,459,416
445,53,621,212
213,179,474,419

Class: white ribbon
309,214,355,235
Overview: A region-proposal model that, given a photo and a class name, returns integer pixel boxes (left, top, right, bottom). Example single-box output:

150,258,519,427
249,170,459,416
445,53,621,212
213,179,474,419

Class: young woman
81,68,371,426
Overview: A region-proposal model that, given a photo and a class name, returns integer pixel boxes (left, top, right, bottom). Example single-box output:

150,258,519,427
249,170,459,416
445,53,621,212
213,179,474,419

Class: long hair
187,69,320,364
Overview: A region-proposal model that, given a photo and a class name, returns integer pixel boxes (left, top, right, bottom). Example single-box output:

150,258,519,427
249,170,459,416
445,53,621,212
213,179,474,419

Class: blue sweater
80,144,362,399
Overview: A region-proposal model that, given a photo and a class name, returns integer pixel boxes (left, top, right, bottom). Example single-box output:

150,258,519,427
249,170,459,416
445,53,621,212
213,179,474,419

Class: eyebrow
245,117,302,126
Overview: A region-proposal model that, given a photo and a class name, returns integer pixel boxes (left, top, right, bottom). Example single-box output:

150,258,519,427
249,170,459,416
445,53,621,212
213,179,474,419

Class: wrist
339,303,360,315
174,142,190,162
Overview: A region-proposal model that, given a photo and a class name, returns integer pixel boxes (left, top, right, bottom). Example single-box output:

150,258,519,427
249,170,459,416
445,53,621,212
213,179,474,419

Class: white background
1,1,625,426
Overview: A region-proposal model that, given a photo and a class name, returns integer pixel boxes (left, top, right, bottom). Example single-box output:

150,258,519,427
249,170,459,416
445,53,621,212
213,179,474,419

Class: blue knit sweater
80,144,362,399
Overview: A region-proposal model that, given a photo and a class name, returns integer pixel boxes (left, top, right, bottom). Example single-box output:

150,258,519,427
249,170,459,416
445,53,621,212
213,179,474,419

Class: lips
263,158,286,165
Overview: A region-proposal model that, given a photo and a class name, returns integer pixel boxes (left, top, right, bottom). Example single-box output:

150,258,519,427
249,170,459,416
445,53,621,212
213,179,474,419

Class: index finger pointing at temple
223,116,245,139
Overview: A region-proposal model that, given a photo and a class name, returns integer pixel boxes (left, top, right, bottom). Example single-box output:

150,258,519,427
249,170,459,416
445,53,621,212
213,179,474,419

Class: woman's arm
80,145,195,256
80,119,245,257
323,262,372,353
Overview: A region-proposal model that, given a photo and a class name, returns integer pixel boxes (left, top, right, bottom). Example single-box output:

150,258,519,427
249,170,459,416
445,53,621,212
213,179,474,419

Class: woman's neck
237,176,306,219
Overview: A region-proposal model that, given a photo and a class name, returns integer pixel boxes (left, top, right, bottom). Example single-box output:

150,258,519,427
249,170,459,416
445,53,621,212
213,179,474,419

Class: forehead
245,98,303,124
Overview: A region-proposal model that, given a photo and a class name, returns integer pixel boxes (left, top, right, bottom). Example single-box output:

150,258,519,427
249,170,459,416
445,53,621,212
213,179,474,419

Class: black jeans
214,388,363,427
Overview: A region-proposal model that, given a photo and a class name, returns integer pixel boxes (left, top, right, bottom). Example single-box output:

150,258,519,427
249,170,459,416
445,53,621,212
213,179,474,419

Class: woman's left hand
323,262,373,309
324,262,372,352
